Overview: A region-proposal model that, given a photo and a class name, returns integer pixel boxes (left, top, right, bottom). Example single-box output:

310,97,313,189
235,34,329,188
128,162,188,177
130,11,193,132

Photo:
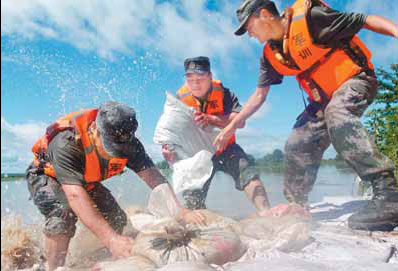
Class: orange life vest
264,0,373,103
32,110,128,186
176,80,236,147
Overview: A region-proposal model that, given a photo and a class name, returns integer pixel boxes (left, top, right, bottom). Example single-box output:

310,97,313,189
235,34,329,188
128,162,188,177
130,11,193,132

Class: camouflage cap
184,56,211,74
234,0,279,36
96,101,138,156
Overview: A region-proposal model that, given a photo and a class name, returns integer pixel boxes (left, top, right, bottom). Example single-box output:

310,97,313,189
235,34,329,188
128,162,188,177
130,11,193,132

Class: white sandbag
147,183,182,218
153,93,222,198
172,150,214,195
232,213,312,256
133,211,246,267
156,261,217,271
124,204,148,216
129,213,159,232
92,255,156,271
136,209,237,236
153,92,220,158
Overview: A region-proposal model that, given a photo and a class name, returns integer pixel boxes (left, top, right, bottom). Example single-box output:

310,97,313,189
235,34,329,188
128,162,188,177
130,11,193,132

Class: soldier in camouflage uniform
214,0,398,231
26,102,205,270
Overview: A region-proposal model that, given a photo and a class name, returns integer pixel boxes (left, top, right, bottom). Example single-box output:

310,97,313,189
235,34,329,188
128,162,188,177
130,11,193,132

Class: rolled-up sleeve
223,88,242,114
47,130,85,186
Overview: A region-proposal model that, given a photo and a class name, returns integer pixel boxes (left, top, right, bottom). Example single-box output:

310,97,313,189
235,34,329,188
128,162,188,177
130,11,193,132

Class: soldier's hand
194,112,210,128
213,124,236,152
107,234,134,259
178,208,206,226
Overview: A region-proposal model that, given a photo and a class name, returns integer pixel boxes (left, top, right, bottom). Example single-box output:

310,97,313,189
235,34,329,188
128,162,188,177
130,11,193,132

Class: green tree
365,64,398,176
272,149,284,162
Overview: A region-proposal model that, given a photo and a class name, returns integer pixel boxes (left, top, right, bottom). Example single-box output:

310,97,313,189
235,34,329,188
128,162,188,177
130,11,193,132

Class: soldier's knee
285,134,302,155
43,215,77,238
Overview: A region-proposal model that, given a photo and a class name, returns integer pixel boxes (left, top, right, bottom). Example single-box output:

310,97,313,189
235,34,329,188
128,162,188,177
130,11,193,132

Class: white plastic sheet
147,183,182,218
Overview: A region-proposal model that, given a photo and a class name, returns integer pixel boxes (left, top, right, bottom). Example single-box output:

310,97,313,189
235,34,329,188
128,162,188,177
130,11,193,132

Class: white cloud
1,0,254,61
1,117,48,173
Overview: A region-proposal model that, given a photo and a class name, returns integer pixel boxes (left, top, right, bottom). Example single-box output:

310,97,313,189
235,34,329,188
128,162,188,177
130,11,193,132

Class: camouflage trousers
284,72,396,204
26,164,127,237
183,143,259,210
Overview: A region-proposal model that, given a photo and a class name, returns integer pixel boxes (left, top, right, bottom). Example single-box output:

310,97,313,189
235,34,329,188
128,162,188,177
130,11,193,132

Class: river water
1,165,357,224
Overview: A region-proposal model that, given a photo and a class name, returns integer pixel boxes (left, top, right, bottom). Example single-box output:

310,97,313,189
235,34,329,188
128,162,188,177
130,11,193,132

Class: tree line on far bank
156,148,354,174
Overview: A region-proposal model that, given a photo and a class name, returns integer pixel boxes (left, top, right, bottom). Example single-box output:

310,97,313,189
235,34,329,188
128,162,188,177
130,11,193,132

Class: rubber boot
348,171,398,231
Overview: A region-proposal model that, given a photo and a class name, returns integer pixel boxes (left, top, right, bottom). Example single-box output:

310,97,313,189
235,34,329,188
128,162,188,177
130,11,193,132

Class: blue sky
1,0,397,173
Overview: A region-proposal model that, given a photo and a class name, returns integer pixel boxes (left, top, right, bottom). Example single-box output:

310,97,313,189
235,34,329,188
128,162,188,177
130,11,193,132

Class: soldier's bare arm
363,16,398,37
62,184,133,258
214,86,270,151
137,169,206,225
195,112,245,129
137,167,168,189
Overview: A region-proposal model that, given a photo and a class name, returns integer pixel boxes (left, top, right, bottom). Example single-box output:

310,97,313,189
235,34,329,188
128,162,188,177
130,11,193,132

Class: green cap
234,0,279,36
96,101,138,156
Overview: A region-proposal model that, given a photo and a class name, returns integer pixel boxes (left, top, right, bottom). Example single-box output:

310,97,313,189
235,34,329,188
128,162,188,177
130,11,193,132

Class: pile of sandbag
156,261,218,271
92,255,156,271
232,204,313,260
94,257,219,271
92,188,314,270
92,207,244,270
133,210,246,267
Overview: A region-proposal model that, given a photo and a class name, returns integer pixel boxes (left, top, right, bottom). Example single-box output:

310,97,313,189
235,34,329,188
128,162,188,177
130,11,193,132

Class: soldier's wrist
101,230,119,248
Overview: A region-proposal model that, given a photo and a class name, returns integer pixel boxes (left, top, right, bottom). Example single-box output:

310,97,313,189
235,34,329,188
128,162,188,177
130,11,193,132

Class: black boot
348,171,398,231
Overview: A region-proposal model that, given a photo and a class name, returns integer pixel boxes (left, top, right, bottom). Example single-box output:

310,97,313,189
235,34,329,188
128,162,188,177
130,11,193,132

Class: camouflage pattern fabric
26,166,127,237
283,72,396,204
183,143,260,210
